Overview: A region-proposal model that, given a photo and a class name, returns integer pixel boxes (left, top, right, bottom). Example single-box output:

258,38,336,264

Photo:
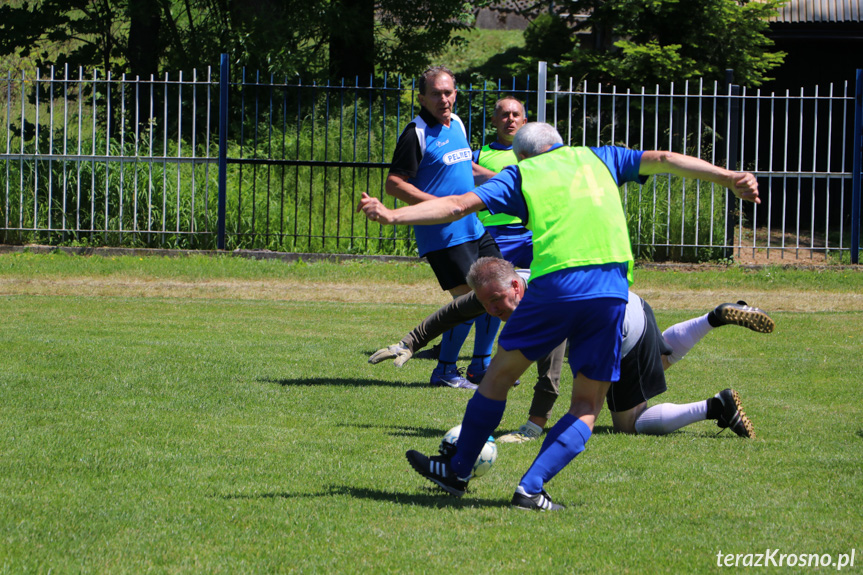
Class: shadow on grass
257,377,429,389
339,422,449,440
329,486,512,509
462,46,529,83
218,486,511,509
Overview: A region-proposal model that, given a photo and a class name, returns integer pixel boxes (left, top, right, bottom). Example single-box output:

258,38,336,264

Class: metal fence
1,56,861,263
539,64,863,264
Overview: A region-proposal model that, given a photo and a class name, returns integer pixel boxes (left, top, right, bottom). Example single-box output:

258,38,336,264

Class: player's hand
368,342,413,367
731,172,760,204
357,192,394,224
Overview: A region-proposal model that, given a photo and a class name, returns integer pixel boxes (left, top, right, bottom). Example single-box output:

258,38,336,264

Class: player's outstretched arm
408,292,486,352
368,292,487,368
639,151,760,204
357,192,485,225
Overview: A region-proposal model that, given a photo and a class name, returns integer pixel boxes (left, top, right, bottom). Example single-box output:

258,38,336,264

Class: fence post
537,61,547,123
852,69,862,264
724,69,741,260
217,53,229,250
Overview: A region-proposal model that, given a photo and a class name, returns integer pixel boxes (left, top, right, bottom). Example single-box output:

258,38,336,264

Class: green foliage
0,0,128,73
374,0,477,77
0,100,754,261
517,0,786,89
0,0,481,82
442,29,527,82
593,39,700,86
522,13,575,65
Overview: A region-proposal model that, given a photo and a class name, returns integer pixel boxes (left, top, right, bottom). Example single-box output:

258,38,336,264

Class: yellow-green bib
518,146,633,283
476,145,523,227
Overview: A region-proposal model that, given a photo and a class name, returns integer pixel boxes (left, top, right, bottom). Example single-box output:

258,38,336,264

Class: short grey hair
493,96,524,116
466,257,519,292
512,122,563,160
418,66,456,95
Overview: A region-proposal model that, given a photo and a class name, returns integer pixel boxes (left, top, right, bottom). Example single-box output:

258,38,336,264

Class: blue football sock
518,414,592,494
437,319,474,368
451,393,506,478
469,313,500,372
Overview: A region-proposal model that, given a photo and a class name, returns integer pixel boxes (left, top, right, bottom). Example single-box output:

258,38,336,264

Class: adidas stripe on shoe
405,450,469,496
511,487,564,511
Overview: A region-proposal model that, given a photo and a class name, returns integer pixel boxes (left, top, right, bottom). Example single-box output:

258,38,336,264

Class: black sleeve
388,123,422,179
401,292,486,352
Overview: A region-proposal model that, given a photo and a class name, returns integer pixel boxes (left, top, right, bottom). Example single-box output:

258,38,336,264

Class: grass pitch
0,253,861,573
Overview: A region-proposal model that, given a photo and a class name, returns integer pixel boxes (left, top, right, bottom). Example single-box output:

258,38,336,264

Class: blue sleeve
591,146,647,186
472,149,480,163
472,165,528,223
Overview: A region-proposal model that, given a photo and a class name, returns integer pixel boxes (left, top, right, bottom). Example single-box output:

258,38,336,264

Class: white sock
634,401,709,435
522,420,543,436
662,314,714,365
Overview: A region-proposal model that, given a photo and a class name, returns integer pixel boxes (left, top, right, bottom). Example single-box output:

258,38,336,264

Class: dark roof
769,0,862,22
480,0,590,19
484,0,537,13
486,0,862,23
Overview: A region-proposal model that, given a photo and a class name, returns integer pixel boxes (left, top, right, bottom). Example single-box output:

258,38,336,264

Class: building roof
484,0,862,23
484,0,537,13
769,0,861,22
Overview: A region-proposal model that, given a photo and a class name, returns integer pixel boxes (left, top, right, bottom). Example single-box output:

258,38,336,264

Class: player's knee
611,403,646,434
567,397,603,419
611,416,638,434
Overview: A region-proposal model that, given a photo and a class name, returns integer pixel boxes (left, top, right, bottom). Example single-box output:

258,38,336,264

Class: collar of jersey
419,106,443,128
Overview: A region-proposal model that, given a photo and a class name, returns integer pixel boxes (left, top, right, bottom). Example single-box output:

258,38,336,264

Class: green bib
476,145,523,228
518,146,633,283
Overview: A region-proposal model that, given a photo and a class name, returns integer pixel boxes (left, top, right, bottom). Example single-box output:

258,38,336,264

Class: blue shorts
486,226,533,269
498,295,627,382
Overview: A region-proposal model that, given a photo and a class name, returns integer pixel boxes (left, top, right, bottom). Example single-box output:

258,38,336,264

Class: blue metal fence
214,57,533,255
0,57,860,263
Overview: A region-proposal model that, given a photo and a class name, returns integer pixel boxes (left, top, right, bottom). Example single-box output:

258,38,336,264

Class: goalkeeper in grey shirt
369,257,774,440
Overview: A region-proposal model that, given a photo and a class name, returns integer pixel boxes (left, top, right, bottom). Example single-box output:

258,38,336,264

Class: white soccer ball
439,424,498,478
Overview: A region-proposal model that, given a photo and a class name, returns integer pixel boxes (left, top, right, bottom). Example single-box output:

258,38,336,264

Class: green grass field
0,253,861,573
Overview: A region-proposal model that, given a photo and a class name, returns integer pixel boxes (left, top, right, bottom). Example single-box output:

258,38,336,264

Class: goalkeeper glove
368,342,413,367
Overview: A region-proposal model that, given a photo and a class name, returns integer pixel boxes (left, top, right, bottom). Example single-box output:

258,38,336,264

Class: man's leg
630,391,754,438
663,302,774,365
498,340,565,443
624,299,761,437
431,283,476,389
467,312,501,383
406,347,532,495
514,372,610,509
467,231,507,382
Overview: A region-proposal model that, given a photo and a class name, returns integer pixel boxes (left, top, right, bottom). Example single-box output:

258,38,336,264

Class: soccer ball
439,424,498,478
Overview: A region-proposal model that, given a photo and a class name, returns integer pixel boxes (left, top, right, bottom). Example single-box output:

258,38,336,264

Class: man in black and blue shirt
386,66,502,390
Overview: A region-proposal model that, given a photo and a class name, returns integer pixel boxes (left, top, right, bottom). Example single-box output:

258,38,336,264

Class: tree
328,0,375,80
374,0,477,78
518,0,786,88
127,0,162,79
523,13,575,65
0,0,127,75
0,0,480,81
